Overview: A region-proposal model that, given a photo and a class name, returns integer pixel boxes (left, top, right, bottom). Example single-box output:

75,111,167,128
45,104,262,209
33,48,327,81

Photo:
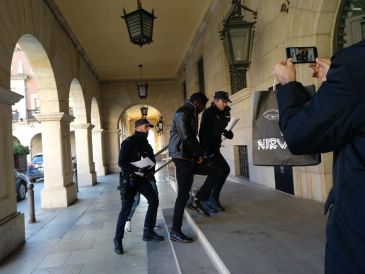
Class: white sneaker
125,221,131,233
154,224,161,230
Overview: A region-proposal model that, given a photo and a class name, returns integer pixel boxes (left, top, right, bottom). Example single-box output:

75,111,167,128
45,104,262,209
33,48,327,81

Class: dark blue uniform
115,131,158,242
276,40,365,274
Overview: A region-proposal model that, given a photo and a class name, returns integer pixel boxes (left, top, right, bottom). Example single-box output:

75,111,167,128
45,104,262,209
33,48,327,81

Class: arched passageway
91,97,106,176
30,133,42,158
69,79,96,187
16,34,77,208
118,105,164,153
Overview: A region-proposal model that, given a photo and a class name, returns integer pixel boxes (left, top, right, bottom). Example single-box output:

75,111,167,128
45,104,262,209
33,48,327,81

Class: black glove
222,129,234,139
138,166,154,175
145,172,156,182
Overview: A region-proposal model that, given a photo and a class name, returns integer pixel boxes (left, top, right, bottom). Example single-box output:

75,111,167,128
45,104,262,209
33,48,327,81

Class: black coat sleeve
199,109,215,154
175,111,205,157
277,49,358,155
118,139,138,173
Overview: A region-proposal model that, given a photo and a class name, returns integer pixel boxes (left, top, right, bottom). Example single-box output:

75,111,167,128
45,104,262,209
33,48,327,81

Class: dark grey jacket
169,100,205,161
277,40,365,274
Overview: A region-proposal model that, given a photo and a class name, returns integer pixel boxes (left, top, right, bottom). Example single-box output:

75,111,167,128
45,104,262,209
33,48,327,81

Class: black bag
252,85,321,166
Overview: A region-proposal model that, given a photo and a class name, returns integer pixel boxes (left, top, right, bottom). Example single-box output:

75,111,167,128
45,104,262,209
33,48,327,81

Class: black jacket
276,40,365,274
199,104,231,156
118,131,155,174
169,100,205,161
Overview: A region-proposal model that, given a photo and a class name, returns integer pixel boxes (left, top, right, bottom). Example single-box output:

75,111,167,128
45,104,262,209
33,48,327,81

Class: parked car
15,170,29,201
28,153,44,182
28,153,77,183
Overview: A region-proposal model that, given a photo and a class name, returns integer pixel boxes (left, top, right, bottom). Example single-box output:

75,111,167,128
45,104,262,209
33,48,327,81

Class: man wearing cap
114,118,164,255
196,91,234,212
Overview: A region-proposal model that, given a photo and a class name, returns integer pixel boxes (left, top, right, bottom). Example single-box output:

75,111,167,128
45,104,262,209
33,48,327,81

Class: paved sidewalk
0,174,175,274
1,171,327,274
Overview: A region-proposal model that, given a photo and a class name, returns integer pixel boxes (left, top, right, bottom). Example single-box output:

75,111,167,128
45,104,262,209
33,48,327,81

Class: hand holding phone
309,57,331,82
285,47,318,64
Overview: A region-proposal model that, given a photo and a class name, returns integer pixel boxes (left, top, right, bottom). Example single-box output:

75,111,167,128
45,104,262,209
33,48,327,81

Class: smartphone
285,47,318,64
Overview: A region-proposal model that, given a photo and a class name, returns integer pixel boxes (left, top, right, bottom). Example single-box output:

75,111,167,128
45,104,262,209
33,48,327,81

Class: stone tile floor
0,171,327,274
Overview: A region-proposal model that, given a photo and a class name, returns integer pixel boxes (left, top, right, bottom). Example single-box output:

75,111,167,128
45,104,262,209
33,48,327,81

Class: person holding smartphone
272,39,365,274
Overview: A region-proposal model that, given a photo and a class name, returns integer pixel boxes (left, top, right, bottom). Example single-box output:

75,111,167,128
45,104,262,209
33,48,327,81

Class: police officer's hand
223,129,234,139
138,166,151,174
147,173,156,182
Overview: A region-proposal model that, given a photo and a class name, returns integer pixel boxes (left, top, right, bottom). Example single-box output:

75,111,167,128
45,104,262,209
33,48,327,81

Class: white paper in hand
226,117,239,131
131,156,155,169
222,117,239,141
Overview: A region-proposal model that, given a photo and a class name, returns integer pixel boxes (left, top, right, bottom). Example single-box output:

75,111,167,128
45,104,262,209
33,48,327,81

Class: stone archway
30,133,43,158
118,105,163,153
91,97,106,176
17,34,77,208
69,79,96,187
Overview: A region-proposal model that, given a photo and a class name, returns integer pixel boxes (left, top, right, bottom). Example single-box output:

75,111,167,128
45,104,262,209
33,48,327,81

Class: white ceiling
53,0,213,81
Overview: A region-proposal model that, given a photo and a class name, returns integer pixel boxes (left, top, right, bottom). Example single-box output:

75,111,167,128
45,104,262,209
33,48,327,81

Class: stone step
159,175,225,274
162,207,218,274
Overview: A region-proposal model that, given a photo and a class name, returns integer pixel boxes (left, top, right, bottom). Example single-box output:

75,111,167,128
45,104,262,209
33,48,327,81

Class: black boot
170,228,193,243
113,237,124,255
142,229,165,241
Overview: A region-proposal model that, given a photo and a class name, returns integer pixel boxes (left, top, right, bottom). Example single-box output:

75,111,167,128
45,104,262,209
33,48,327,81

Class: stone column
103,129,121,173
72,123,97,187
92,129,106,176
0,87,25,261
34,112,78,208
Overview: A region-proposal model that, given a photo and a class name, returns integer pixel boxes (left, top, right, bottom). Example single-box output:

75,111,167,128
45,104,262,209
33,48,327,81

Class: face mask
141,131,149,138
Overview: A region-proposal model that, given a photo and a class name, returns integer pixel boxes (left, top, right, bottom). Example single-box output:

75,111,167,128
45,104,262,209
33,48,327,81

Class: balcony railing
26,109,40,120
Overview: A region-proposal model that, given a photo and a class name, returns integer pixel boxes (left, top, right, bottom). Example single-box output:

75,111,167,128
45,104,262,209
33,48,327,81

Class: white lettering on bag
257,138,287,150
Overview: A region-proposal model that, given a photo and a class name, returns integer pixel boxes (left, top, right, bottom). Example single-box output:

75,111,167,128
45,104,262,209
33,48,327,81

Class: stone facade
176,0,341,202
0,0,346,262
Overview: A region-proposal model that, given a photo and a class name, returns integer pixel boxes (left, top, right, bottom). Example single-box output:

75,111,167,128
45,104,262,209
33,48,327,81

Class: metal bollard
27,183,36,223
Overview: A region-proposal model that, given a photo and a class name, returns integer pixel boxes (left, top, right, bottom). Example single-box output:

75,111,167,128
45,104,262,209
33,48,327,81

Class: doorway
274,165,294,195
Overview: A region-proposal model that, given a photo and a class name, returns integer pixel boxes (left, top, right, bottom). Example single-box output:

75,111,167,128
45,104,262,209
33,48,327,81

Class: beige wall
176,0,341,202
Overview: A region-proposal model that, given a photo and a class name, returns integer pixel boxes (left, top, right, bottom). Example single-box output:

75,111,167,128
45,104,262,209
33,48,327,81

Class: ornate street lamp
136,64,148,99
140,106,148,118
122,0,156,47
220,0,257,93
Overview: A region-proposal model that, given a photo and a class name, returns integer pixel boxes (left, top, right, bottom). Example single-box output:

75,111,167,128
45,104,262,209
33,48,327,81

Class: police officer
198,91,233,212
114,118,164,255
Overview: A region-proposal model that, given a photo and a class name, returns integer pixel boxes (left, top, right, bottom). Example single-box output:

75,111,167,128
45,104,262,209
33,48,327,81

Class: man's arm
277,50,358,154
175,111,205,157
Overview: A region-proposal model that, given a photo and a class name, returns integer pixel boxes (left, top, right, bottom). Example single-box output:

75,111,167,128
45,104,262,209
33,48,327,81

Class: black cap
214,91,231,103
135,118,154,128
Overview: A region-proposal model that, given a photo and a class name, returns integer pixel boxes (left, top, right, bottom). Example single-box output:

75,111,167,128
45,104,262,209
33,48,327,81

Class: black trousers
115,175,159,241
208,152,230,201
172,157,226,230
